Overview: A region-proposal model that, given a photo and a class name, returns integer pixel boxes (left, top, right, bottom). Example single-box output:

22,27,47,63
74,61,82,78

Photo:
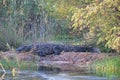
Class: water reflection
0,69,120,80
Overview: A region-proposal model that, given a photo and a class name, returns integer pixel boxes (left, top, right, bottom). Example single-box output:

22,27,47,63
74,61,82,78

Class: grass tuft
93,56,120,77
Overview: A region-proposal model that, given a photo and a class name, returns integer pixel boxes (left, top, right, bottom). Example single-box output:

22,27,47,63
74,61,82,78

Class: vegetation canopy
71,0,120,53
0,0,119,53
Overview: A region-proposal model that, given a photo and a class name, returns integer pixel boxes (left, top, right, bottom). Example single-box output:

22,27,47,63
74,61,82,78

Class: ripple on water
0,70,119,80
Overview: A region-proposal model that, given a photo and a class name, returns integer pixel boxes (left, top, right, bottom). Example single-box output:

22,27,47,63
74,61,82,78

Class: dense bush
0,26,22,51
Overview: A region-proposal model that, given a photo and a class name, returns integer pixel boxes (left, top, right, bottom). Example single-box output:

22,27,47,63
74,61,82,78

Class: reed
93,56,120,77
0,53,38,71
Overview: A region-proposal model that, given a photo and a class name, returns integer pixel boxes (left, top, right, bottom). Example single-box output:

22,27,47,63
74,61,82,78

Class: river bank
0,51,117,71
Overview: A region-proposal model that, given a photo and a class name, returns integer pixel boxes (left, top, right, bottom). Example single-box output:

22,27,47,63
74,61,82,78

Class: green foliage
0,59,37,70
0,0,119,52
98,43,116,53
0,53,37,70
94,56,120,77
0,0,76,48
0,26,21,51
71,0,120,53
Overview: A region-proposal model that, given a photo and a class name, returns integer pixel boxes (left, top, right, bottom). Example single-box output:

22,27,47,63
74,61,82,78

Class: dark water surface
0,70,119,80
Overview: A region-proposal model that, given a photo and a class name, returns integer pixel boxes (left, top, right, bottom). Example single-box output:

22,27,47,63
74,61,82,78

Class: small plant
0,62,6,79
6,43,15,51
0,63,6,73
0,52,38,71
93,56,120,77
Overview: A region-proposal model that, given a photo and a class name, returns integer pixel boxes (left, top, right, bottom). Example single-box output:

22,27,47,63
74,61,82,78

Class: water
0,70,119,80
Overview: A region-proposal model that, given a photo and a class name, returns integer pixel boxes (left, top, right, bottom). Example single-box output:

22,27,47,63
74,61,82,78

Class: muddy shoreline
0,51,116,71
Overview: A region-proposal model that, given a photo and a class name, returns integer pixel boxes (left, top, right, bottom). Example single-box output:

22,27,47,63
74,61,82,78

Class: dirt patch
39,52,115,65
38,52,116,71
